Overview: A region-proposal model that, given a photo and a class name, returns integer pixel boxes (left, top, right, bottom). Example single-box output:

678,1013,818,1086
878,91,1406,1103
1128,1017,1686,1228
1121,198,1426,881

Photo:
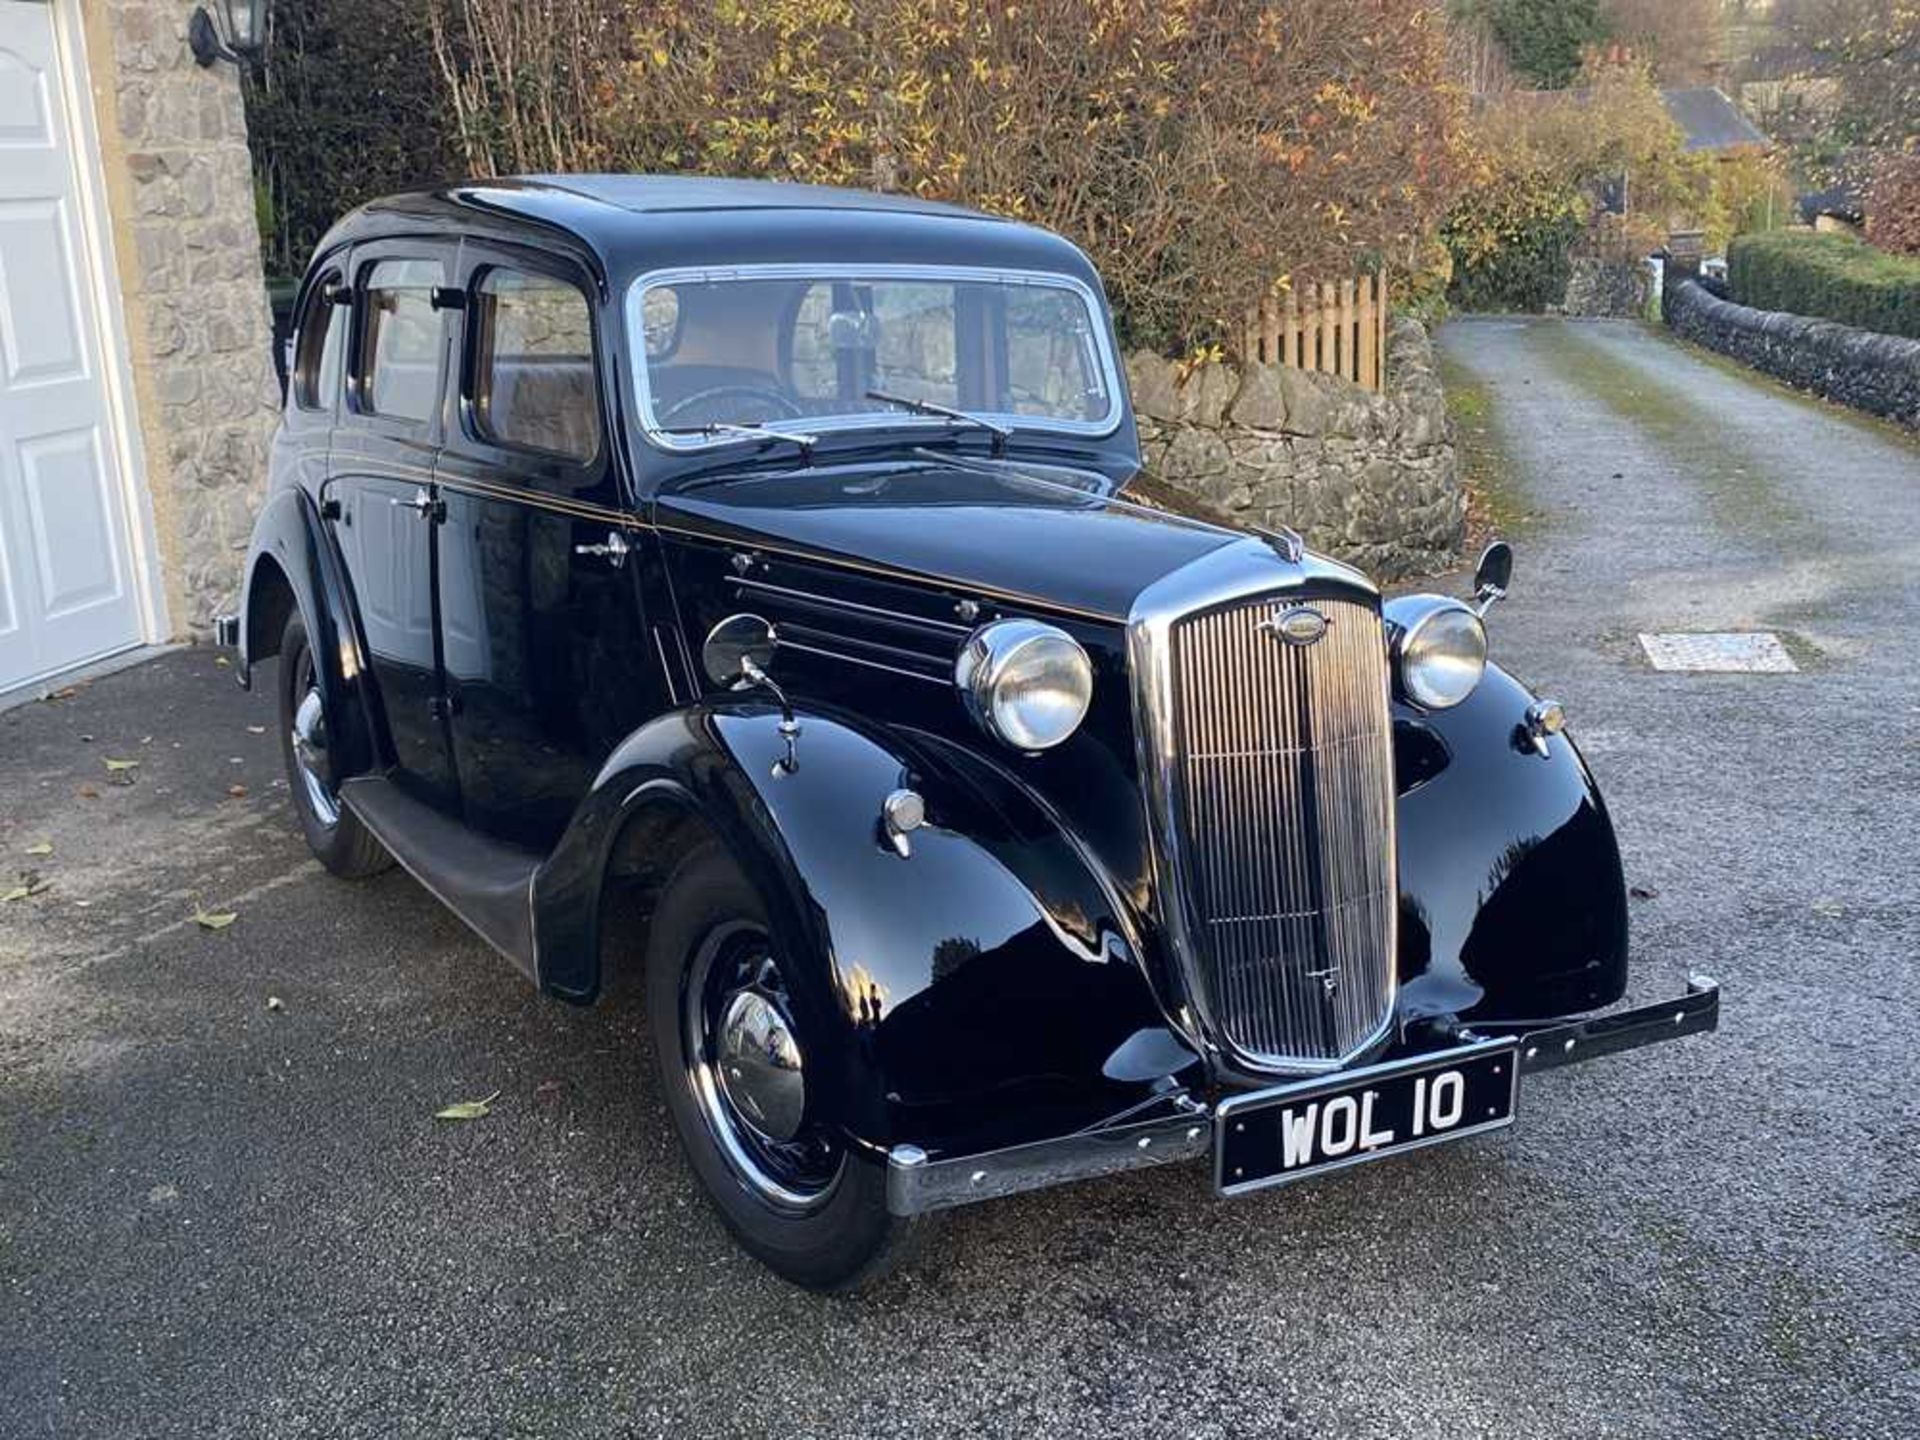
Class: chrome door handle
392,487,433,514
575,530,630,568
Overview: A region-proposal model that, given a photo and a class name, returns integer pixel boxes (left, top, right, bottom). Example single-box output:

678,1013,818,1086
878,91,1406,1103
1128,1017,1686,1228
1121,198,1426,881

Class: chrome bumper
885,973,1720,1217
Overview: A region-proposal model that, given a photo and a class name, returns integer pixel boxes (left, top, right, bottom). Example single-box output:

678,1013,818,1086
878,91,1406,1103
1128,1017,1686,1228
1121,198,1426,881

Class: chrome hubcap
290,659,339,827
716,990,806,1142
685,922,841,1211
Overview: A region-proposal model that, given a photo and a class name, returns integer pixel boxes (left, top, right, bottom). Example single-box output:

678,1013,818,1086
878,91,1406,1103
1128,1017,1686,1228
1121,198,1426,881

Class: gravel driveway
2,318,1916,1438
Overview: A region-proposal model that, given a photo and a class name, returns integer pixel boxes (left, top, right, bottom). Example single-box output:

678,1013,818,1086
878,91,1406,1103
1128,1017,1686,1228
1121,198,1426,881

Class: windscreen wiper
865,389,1011,455
663,420,816,462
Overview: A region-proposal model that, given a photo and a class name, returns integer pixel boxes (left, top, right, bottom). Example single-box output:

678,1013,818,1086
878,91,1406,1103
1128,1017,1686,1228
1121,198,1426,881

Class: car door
326,243,460,812
432,244,665,850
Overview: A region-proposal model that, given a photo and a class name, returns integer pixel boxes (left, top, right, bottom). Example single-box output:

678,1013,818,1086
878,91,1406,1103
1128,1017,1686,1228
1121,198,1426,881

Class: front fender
236,486,379,782
1393,663,1630,1025
535,702,1200,1156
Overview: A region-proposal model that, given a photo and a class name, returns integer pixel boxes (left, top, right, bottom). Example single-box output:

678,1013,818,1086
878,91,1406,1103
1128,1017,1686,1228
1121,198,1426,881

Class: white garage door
0,0,145,694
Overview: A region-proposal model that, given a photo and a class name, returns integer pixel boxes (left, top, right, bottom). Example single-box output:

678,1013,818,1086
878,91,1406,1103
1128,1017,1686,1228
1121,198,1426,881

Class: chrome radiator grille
1166,595,1396,1068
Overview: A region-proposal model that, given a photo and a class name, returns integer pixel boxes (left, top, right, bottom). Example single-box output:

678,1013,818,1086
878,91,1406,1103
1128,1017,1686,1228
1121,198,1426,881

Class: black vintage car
219,176,1718,1290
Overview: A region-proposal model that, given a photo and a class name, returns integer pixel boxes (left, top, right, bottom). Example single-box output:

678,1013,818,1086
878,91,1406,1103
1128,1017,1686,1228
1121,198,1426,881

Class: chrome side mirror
703,613,799,773
1473,541,1513,615
703,613,777,688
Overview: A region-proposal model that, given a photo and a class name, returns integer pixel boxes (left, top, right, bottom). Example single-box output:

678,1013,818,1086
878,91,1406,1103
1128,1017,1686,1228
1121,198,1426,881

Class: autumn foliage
1867,153,1920,257
428,0,1467,354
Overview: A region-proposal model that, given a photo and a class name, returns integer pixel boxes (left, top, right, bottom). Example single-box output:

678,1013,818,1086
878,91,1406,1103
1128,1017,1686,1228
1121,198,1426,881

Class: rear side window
359,258,444,423
292,273,345,412
472,269,600,462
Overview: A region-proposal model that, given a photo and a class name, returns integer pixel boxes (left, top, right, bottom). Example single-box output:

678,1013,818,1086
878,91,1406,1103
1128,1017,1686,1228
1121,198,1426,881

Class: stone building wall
1128,318,1463,579
1665,278,1920,429
82,1,278,636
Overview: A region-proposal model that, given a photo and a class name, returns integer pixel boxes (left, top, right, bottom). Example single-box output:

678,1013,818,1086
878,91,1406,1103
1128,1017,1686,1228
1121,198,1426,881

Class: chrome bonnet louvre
1129,542,1397,1075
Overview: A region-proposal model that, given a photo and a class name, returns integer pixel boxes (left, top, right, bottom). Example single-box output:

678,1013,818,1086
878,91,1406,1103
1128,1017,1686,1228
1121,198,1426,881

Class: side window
358,258,445,423
472,269,600,462
291,273,346,412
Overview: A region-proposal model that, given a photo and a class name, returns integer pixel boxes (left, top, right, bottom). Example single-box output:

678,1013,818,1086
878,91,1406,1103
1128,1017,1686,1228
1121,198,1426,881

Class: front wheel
645,842,927,1291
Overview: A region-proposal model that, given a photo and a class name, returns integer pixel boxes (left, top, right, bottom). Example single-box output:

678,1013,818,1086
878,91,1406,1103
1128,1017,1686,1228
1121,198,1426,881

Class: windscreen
630,268,1118,440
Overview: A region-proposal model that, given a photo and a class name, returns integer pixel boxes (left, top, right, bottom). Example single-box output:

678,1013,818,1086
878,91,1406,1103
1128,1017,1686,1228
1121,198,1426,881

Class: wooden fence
1238,273,1387,392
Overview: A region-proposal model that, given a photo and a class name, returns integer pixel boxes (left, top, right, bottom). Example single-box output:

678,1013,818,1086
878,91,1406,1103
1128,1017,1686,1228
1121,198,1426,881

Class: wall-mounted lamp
189,0,266,69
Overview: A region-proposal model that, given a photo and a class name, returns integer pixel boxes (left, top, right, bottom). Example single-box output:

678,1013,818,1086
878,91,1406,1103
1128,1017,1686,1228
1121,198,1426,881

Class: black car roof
310,174,1097,292
519,173,999,220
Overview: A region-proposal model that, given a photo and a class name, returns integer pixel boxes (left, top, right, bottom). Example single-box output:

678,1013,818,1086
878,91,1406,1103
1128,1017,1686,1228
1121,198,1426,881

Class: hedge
1727,230,1920,341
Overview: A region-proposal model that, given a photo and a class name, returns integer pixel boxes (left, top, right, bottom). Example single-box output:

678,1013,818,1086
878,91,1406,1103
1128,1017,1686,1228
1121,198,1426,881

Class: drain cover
1638,632,1797,673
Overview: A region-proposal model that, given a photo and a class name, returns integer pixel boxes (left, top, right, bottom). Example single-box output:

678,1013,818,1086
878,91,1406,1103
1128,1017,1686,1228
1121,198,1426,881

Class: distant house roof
1660,88,1771,153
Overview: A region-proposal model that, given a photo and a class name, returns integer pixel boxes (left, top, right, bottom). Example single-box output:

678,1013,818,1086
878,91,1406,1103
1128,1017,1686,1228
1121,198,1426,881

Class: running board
339,776,541,981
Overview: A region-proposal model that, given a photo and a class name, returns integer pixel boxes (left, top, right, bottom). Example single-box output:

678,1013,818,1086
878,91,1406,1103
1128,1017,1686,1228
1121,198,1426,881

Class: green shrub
1728,231,1920,341
1442,172,1586,312
1477,0,1609,89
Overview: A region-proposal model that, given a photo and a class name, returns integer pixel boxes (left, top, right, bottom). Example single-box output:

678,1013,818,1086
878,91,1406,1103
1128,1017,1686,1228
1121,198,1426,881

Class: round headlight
955,619,1094,751
1388,597,1487,710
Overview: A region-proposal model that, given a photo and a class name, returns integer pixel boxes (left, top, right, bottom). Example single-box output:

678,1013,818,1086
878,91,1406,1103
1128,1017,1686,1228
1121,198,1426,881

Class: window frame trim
344,248,454,437
459,259,605,469
623,262,1125,454
289,266,347,415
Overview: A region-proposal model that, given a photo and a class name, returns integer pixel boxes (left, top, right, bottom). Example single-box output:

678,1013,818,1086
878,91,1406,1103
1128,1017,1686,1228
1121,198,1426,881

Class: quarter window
359,258,445,423
291,273,345,412
472,269,600,462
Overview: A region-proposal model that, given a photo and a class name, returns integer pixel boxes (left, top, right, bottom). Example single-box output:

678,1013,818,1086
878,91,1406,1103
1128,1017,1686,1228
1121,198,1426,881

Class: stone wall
1128,318,1463,579
1664,278,1920,429
83,1,278,636
1558,257,1651,319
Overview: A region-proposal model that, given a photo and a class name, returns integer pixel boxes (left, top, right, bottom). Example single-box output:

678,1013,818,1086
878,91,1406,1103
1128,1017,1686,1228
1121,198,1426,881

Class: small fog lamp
1520,698,1566,756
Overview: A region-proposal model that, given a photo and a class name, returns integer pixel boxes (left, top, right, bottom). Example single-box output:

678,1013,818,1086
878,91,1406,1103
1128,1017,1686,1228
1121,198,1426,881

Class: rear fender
534,702,1199,1156
1393,662,1630,1025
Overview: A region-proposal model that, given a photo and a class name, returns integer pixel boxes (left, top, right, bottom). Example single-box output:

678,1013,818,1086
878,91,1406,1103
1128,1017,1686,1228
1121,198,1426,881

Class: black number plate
1214,1042,1520,1196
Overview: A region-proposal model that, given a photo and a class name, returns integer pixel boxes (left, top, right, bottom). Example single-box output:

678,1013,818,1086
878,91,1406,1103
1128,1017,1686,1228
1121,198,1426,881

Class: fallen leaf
23,841,52,857
1629,884,1658,900
26,879,50,897
103,757,139,772
227,783,248,798
45,686,78,701
77,783,100,799
215,655,231,667
266,995,284,1012
193,908,239,931
246,724,267,735
139,735,153,745
1,886,29,904
435,1091,501,1122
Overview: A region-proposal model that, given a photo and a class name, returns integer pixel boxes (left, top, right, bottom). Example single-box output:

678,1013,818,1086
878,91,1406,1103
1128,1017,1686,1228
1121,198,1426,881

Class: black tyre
276,612,391,879
645,841,927,1291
